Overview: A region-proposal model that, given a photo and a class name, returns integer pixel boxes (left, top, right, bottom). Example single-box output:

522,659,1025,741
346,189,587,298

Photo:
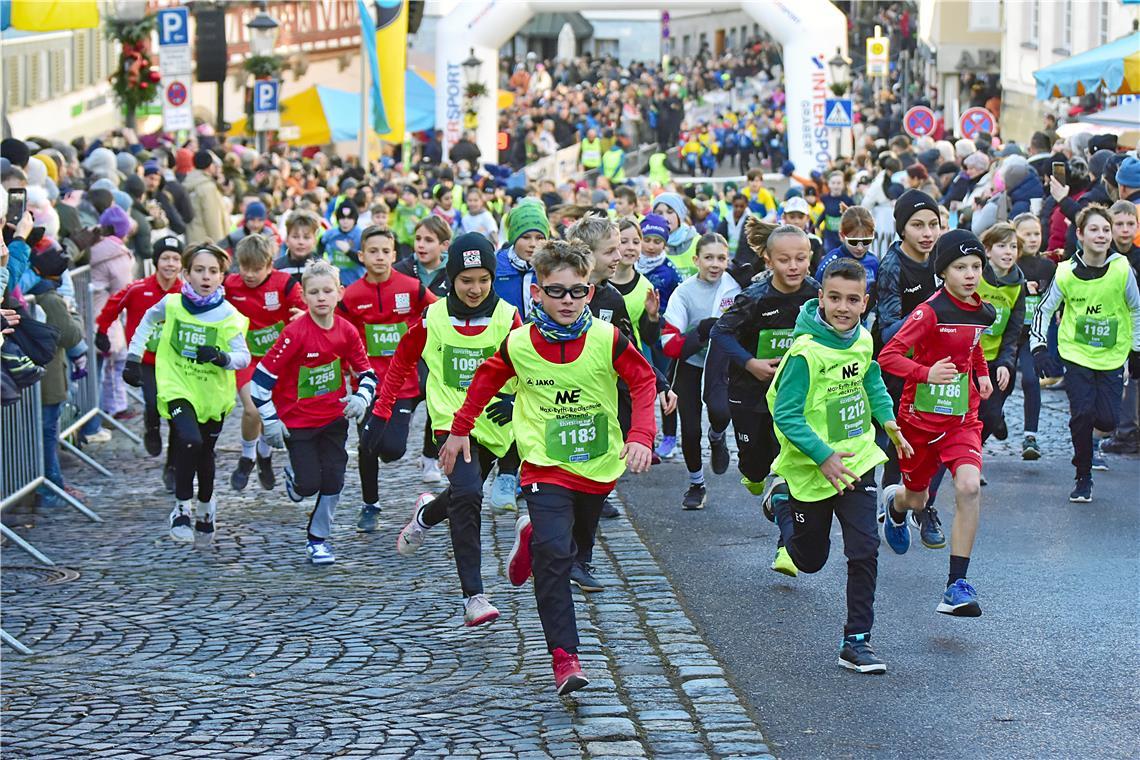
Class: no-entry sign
903,106,936,138
958,107,997,140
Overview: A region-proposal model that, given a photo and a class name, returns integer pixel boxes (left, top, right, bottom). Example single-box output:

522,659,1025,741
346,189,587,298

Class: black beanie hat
1,138,30,168
934,229,986,275
336,200,359,221
193,149,216,170
446,232,497,281
894,189,941,237
152,234,183,264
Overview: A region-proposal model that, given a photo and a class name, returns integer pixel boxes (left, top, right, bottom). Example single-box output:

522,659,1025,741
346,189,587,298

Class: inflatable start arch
434,0,848,173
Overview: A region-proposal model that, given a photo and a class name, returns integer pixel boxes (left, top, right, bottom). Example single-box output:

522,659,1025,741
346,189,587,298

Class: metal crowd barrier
1,381,103,654
56,265,142,478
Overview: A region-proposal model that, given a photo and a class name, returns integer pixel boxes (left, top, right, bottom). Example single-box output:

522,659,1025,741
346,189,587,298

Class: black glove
95,332,111,354
194,345,229,367
1032,345,1062,380
696,317,718,344
1129,350,1140,380
122,360,143,387
358,412,387,457
486,393,515,426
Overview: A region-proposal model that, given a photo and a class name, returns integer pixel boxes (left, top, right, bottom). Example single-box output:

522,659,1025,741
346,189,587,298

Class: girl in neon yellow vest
123,244,250,546
975,223,1026,446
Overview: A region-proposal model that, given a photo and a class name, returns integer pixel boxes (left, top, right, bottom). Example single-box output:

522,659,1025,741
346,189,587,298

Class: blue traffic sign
903,106,936,138
253,80,279,113
823,99,853,128
157,7,189,46
958,107,997,140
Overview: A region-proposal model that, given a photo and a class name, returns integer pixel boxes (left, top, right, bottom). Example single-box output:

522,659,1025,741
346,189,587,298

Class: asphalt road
618,418,1140,759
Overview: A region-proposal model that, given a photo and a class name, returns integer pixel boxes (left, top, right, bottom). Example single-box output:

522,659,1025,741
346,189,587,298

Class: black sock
888,505,907,524
948,555,970,587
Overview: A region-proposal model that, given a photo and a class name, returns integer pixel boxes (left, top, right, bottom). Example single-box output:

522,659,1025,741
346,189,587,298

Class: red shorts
235,356,263,390
897,416,983,492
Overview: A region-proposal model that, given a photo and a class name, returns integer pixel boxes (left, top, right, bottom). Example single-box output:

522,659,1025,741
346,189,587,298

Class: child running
274,210,322,286
339,227,436,532
660,232,741,510
636,214,683,459
359,233,521,626
712,224,818,507
252,259,377,564
1030,204,1140,502
224,234,305,493
1012,212,1055,460
765,258,911,673
975,223,1026,445
123,243,250,544
96,235,183,476
877,229,996,617
439,239,657,695
814,206,879,319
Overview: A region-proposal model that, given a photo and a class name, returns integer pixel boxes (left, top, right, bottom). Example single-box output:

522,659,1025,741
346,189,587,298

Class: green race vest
765,328,885,502
648,153,672,186
1055,255,1133,370
155,294,248,422
666,235,699,279
976,275,1022,361
580,138,602,169
509,320,625,483
619,272,652,346
423,298,517,457
602,149,625,181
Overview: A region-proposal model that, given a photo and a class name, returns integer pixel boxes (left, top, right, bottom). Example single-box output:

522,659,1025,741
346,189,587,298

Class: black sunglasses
846,238,874,247
540,284,591,299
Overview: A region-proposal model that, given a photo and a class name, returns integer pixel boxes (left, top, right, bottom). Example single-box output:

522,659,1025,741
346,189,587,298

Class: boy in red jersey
95,235,183,476
224,234,305,492
251,260,376,565
339,227,436,533
438,240,657,695
878,229,996,618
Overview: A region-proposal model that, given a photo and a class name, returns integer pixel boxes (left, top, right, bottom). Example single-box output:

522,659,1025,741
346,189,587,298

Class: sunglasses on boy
539,283,591,300
845,237,874,247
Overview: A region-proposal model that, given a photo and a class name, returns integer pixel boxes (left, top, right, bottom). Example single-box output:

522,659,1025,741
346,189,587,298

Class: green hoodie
771,299,895,466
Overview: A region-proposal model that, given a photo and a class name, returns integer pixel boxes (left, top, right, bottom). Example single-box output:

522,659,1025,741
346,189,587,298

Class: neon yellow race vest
1055,255,1133,371
508,320,625,483
666,234,699,279
580,138,602,169
765,328,885,502
154,294,248,422
976,275,1022,361
619,272,652,346
423,298,517,457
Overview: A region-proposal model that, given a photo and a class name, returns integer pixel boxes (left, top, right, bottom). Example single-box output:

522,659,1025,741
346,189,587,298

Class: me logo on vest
1086,304,1102,315
554,389,582,404
841,362,860,379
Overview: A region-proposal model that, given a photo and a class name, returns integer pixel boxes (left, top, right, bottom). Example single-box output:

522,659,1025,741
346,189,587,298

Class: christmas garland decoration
106,15,161,113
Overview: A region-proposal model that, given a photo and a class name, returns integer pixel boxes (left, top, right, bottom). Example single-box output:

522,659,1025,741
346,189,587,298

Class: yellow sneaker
771,546,798,577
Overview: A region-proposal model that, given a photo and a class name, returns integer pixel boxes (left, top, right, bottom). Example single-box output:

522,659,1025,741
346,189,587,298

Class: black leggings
358,397,417,505
421,433,498,597
728,396,779,485
141,363,175,467
675,361,729,474
167,399,224,502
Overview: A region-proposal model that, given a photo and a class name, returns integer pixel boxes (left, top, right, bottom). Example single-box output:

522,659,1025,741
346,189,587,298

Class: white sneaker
397,493,435,556
169,500,194,543
463,593,500,627
306,541,336,565
421,456,442,484
86,429,112,444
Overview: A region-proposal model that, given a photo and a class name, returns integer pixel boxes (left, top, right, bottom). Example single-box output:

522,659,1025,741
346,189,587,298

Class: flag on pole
7,0,99,31
356,0,389,135
373,0,407,141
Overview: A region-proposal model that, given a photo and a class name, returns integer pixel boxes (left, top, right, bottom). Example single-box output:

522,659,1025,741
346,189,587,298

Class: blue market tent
1034,32,1140,100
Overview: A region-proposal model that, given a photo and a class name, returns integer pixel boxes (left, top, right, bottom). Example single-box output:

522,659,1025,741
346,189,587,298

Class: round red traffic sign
166,81,187,107
958,107,996,140
903,106,936,138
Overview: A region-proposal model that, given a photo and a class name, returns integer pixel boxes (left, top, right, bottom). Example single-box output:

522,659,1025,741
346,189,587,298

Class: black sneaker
1022,435,1041,460
1101,434,1139,455
569,562,604,592
710,434,730,475
256,453,276,490
682,483,707,510
909,506,946,549
992,415,1008,441
144,428,162,456
600,495,620,519
1069,476,1093,503
230,457,255,491
838,634,886,674
162,464,176,494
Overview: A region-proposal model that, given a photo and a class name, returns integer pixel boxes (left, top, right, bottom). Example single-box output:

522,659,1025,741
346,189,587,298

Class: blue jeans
40,402,64,492
1018,343,1042,434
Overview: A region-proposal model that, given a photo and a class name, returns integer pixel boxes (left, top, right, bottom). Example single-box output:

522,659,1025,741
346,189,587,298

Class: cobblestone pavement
2,406,773,759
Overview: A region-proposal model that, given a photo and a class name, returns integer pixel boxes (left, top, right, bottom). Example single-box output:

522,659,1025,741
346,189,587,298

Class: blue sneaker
490,473,519,511
879,484,910,555
655,435,677,459
1091,450,1109,471
909,506,946,549
355,503,381,533
306,540,336,565
936,579,982,617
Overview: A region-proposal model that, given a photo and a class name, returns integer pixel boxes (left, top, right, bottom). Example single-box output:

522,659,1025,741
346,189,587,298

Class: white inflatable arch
434,0,847,173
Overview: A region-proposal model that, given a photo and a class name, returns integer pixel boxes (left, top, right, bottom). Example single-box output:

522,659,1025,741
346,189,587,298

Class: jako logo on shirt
462,249,482,268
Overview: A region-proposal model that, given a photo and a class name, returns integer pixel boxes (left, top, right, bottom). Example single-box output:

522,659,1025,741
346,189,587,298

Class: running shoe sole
837,656,887,674
1069,493,1093,503
936,600,982,617
556,673,589,696
507,515,533,586
464,609,500,627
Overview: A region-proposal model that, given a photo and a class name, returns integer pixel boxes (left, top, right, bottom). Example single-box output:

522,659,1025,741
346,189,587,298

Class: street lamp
247,4,280,58
828,48,851,96
462,48,483,86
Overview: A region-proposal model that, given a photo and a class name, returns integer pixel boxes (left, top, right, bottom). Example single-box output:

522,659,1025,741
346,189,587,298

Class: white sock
241,438,257,459
689,470,705,486
256,436,273,458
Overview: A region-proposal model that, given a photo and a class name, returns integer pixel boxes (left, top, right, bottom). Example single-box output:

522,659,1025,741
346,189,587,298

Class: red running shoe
507,514,532,586
552,648,589,695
